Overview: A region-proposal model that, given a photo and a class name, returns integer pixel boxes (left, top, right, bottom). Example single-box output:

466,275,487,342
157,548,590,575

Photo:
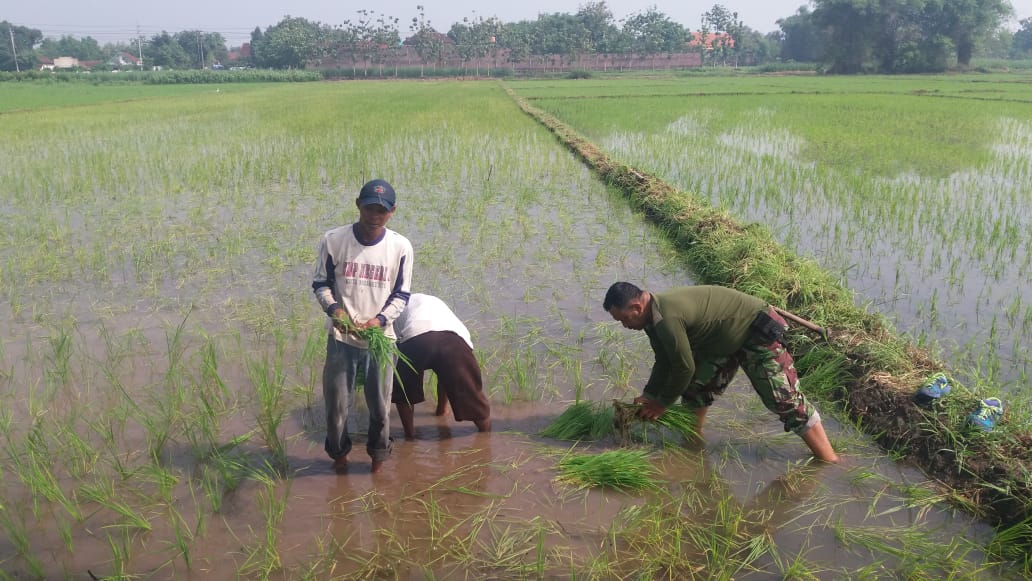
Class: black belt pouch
749,309,786,344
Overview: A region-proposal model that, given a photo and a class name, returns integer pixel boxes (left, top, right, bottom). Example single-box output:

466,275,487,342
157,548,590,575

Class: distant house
108,52,143,69
39,56,82,70
688,32,735,50
227,43,252,63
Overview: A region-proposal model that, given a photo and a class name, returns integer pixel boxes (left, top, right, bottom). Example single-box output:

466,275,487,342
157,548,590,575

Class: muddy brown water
0,331,1001,578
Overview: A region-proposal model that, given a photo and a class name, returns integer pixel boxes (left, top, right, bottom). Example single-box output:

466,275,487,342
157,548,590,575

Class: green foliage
541,401,614,440
251,16,327,69
988,514,1032,573
622,7,687,56
1013,18,1032,58
146,30,228,70
37,35,105,61
811,0,1014,73
0,21,42,72
556,449,661,491
448,12,502,72
408,5,447,73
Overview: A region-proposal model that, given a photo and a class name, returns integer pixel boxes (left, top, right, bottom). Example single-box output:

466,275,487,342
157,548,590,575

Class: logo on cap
373,185,385,194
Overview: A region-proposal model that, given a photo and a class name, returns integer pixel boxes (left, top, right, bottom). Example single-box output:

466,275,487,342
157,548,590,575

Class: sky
7,1,1030,48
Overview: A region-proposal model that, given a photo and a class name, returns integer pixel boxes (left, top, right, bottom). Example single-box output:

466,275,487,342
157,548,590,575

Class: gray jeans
323,337,395,462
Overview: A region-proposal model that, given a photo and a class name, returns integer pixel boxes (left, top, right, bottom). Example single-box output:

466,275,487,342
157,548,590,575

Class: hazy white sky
7,1,1029,47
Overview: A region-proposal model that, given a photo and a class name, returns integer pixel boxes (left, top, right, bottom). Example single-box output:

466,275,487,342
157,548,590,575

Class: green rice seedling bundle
541,401,615,441
555,449,661,491
333,315,407,374
613,401,698,445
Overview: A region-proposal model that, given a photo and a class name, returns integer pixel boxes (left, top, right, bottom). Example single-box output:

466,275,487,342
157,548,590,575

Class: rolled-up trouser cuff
793,410,821,436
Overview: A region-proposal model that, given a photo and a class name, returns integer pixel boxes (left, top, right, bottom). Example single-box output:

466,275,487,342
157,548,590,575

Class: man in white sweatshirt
312,179,413,473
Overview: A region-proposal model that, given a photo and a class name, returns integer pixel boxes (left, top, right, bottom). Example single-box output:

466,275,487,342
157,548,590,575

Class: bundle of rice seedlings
613,401,699,445
541,401,615,441
555,449,661,491
333,314,410,375
653,405,699,438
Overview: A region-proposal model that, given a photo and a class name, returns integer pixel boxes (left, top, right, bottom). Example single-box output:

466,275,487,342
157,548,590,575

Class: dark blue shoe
914,373,950,406
967,398,1003,431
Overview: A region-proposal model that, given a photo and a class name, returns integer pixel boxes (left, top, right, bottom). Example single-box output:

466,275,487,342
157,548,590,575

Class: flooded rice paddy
522,85,1032,399
0,81,1019,578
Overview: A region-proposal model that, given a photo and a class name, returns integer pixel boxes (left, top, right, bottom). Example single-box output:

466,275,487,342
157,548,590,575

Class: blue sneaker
967,398,1003,431
914,373,950,406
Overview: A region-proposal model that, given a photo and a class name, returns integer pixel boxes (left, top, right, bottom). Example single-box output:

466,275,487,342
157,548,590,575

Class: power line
13,22,257,45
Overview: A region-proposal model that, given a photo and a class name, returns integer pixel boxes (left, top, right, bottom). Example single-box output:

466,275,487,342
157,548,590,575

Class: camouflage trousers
680,309,820,435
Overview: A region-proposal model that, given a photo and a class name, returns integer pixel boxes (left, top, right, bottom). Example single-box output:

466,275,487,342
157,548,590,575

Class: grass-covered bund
505,73,1032,565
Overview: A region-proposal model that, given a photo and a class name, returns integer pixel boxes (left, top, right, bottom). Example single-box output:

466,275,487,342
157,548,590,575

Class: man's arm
312,237,340,315
312,236,353,332
642,321,696,406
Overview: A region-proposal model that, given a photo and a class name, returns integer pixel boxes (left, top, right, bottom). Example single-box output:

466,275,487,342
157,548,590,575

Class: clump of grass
988,514,1032,574
555,449,661,491
541,401,614,441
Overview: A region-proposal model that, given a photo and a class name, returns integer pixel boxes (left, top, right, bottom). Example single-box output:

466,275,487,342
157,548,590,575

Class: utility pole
136,25,143,68
8,26,19,72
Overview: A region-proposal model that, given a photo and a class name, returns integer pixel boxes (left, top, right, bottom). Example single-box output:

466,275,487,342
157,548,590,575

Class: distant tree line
778,0,1020,73
3,1,1030,75
248,3,779,73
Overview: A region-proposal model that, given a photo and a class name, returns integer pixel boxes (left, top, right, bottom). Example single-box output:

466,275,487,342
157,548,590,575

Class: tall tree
530,12,590,69
174,30,227,68
350,10,400,75
147,32,192,69
408,4,446,76
935,0,1013,66
249,27,264,66
38,35,105,61
812,0,883,73
622,7,687,68
497,21,533,70
448,12,500,75
1012,17,1032,57
577,1,620,53
702,4,746,66
777,7,822,62
252,16,325,69
1,21,41,72
872,0,950,73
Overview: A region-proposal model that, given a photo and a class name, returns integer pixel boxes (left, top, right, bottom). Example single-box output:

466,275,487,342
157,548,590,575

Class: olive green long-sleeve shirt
643,286,767,406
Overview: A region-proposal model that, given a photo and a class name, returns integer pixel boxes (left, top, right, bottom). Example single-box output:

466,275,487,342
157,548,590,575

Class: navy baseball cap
357,179,396,211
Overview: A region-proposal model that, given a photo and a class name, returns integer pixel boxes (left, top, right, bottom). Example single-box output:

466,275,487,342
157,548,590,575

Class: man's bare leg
694,406,708,437
332,454,348,472
473,418,491,432
396,403,416,440
435,385,450,416
800,421,840,463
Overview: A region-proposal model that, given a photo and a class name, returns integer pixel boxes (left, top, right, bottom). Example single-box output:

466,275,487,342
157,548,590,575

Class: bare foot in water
332,455,348,472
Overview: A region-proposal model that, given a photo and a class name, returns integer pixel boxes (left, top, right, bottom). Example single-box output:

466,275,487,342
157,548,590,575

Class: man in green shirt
604,282,839,463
